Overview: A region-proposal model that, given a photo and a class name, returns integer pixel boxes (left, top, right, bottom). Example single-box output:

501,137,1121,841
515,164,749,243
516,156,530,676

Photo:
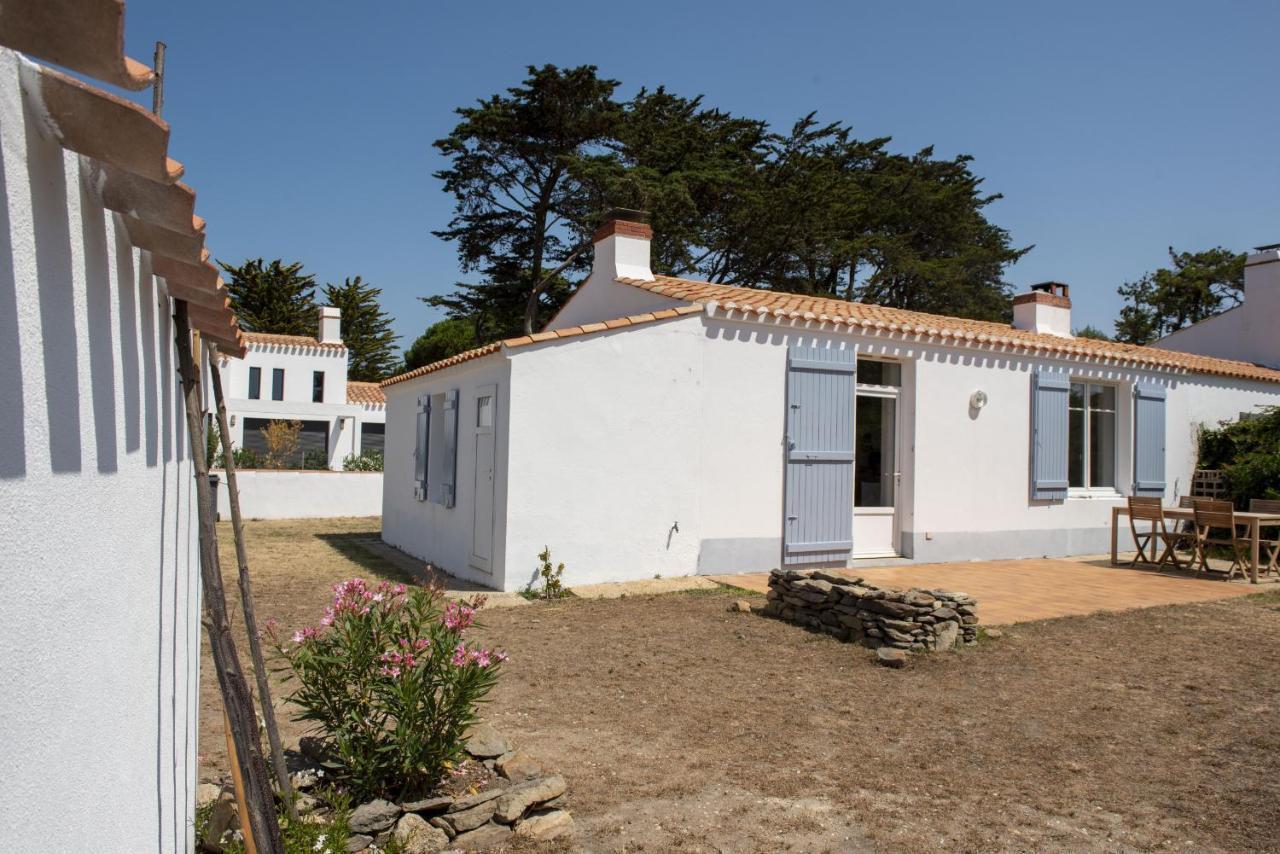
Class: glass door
853,360,900,556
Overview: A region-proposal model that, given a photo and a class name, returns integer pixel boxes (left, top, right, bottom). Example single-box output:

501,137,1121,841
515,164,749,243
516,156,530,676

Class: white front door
470,386,496,573
853,360,901,557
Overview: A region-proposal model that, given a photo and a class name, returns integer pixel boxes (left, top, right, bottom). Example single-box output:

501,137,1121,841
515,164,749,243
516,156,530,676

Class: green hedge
1197,406,1280,507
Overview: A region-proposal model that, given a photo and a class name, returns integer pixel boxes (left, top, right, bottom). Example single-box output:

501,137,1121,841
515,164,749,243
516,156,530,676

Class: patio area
708,555,1269,625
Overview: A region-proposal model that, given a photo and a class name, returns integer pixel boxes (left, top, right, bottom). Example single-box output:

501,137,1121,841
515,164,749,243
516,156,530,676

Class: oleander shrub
268,580,505,800
342,449,385,472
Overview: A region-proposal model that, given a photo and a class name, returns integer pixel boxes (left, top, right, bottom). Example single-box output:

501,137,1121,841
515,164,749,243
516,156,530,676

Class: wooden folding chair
1248,498,1280,578
1127,496,1193,570
1192,499,1251,580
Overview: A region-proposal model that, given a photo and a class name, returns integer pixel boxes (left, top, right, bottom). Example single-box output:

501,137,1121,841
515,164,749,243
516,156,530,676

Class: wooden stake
151,41,166,115
224,708,259,854
206,342,298,821
173,301,284,853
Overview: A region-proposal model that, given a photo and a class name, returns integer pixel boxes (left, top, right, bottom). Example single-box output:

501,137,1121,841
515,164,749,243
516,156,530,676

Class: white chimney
318,305,342,344
591,209,653,282
1012,282,1072,337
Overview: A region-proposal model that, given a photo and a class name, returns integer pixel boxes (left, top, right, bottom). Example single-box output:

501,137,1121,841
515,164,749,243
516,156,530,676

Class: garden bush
302,447,329,470
268,580,505,800
342,449,385,471
1197,406,1280,506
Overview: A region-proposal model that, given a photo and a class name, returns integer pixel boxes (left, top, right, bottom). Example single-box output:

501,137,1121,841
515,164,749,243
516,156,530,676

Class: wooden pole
224,708,259,854
151,41,166,115
173,301,284,853
206,342,298,821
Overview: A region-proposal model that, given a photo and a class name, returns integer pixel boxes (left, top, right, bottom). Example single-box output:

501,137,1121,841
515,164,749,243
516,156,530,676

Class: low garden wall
761,569,979,652
211,470,382,520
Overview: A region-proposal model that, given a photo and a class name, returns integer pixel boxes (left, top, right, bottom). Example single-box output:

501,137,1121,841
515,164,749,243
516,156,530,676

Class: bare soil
202,519,1280,852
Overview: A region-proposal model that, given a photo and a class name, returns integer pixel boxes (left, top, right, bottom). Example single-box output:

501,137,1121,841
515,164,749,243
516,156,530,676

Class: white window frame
1068,379,1120,498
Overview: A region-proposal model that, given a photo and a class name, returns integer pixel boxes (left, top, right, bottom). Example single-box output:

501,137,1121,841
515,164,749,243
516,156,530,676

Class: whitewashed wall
381,356,512,589
695,315,1280,564
502,317,707,589
219,340,348,405
0,49,200,853
214,470,382,519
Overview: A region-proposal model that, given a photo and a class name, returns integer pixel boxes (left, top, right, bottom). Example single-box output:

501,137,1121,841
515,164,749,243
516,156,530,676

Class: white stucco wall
381,356,512,589
0,48,200,853
501,316,707,589
213,470,383,519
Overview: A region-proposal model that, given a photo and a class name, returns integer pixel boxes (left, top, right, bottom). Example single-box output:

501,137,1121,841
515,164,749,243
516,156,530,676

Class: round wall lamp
969,390,989,410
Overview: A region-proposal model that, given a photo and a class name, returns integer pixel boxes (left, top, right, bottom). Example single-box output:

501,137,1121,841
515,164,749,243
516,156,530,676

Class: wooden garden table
1110,505,1280,583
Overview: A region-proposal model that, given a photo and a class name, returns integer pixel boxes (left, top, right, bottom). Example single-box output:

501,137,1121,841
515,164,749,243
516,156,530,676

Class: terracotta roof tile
0,0,154,90
346,381,386,406
242,332,347,351
619,275,1280,385
381,305,703,387
24,62,182,183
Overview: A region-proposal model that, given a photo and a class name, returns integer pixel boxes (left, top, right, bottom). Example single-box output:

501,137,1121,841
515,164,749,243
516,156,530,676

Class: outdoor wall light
969,390,988,410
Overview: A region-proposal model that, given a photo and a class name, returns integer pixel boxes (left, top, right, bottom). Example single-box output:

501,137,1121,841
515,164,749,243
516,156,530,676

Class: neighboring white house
0,3,247,850
213,310,387,470
1151,244,1280,370
380,214,1280,592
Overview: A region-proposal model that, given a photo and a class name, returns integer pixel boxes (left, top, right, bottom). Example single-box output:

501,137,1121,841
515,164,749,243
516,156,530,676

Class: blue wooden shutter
1031,369,1069,500
1133,383,1167,496
783,346,857,565
414,394,430,501
441,388,459,508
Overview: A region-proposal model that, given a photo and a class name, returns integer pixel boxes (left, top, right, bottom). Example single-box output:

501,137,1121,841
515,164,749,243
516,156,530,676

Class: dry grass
201,519,1280,852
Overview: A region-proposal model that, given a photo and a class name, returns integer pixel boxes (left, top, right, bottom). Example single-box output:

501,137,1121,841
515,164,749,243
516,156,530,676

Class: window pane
1068,405,1085,488
248,367,261,400
1069,382,1085,411
857,359,901,387
1089,384,1115,412
312,371,325,403
476,395,493,428
855,395,895,507
1090,408,1116,488
272,368,284,401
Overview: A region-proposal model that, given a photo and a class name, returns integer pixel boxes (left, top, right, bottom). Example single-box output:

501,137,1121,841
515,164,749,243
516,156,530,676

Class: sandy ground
201,519,1280,852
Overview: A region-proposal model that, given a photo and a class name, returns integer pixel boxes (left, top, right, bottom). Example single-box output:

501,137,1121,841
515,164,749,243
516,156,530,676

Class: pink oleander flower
379,665,401,678
413,638,430,652
442,601,476,632
292,626,320,644
451,642,469,667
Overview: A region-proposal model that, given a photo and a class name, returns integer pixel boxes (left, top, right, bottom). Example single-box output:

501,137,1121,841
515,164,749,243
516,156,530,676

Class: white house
1151,244,1280,369
380,214,1280,592
213,309,387,470
0,2,248,850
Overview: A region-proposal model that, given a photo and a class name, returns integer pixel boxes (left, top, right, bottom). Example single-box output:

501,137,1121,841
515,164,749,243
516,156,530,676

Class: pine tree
402,318,478,372
322,277,400,382
219,258,317,335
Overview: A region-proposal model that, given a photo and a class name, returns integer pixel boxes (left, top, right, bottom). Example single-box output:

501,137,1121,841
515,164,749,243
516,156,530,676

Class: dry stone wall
761,569,978,651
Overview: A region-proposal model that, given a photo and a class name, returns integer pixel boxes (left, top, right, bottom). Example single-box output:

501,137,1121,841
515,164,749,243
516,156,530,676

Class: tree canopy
402,318,478,373
430,65,1029,341
220,258,318,336
322,277,400,382
1114,247,1245,345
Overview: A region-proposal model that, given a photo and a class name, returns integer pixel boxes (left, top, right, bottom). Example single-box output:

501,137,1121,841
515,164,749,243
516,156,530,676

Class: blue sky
122,0,1280,352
